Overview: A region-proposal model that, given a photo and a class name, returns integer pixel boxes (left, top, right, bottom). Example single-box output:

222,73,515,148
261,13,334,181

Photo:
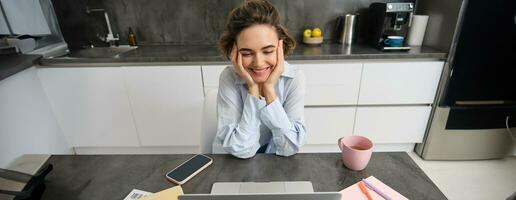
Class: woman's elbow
277,151,297,157
276,144,301,157
230,150,257,159
222,144,258,159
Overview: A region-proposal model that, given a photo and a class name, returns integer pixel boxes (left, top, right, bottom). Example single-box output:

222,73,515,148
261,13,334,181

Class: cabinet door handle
506,116,516,141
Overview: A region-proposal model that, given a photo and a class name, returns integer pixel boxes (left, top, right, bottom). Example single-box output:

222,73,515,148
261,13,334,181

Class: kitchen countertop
2,43,446,80
40,43,447,66
0,54,41,82
41,152,447,200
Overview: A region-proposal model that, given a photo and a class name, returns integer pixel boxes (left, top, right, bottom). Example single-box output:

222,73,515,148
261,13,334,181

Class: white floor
408,152,516,200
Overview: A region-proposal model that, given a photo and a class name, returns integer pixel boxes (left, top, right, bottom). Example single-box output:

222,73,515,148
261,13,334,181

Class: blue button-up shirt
215,62,306,159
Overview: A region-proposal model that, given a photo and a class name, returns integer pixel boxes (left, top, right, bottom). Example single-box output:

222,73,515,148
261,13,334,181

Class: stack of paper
124,186,183,200
123,189,152,200
339,176,408,200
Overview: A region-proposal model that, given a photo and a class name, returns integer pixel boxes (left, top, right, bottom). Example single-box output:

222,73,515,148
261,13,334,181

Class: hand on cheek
262,39,285,104
231,43,260,97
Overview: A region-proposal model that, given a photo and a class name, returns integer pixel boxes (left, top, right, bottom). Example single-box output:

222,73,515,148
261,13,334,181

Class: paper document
123,189,152,200
138,185,184,200
340,176,408,200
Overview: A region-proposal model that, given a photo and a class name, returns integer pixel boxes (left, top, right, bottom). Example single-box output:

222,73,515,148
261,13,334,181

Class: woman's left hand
262,39,285,104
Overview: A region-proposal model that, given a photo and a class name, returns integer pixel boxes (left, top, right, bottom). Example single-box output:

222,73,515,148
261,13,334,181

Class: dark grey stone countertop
0,54,41,81
41,153,447,200
40,43,447,66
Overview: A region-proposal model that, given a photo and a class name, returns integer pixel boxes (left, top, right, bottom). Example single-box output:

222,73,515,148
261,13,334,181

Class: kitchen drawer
37,67,139,147
358,61,444,105
201,65,228,94
297,63,362,105
304,107,355,144
354,106,431,143
202,63,362,106
123,66,204,146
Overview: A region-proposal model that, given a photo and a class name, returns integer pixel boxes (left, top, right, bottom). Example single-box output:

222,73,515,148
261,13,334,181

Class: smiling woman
214,0,306,159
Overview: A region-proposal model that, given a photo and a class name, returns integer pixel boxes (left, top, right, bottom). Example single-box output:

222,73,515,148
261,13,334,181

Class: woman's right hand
231,43,260,97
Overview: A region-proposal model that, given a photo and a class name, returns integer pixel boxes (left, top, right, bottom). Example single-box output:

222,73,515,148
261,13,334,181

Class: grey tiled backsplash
52,0,412,49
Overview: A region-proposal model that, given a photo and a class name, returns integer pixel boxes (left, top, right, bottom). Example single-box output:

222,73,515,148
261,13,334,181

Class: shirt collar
235,61,297,84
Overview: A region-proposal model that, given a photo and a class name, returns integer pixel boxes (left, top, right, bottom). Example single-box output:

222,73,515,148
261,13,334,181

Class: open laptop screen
178,192,341,200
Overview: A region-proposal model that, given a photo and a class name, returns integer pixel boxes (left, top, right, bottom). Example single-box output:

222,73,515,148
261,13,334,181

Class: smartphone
165,154,213,185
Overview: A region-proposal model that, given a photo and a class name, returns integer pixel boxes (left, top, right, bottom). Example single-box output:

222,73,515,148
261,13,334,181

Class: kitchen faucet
86,7,119,46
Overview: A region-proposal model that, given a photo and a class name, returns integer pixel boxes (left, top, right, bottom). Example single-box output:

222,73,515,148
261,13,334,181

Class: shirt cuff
260,98,291,130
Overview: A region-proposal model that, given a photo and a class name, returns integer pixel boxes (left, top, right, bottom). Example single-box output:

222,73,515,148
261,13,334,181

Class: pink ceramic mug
338,135,373,171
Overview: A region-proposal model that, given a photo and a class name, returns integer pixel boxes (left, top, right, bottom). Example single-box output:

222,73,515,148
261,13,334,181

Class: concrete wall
51,0,413,49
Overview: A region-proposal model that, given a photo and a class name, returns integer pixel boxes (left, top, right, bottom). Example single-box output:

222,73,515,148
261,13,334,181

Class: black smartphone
165,154,213,185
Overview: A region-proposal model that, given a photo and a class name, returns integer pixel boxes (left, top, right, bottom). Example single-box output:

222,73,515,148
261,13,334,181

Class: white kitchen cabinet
123,66,204,146
37,67,139,147
201,63,363,106
0,66,71,168
32,59,443,153
304,107,355,144
358,61,443,105
353,106,431,143
201,65,228,95
297,63,362,106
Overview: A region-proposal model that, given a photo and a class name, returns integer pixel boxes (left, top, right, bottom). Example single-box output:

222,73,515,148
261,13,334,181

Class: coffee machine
367,2,414,50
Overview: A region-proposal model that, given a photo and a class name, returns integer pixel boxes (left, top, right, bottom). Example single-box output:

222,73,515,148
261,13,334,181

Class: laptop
178,181,341,200
211,181,314,194
178,193,342,200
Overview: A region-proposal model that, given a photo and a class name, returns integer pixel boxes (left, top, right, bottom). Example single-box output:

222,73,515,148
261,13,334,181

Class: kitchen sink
64,46,137,58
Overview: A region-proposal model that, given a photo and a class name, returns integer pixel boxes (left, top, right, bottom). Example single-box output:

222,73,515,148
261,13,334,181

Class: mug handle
383,39,391,46
338,137,344,151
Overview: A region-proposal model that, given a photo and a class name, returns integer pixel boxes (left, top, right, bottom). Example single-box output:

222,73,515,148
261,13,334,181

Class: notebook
340,176,408,200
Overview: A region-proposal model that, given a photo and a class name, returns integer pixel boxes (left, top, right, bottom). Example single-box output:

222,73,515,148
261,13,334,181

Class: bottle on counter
128,27,137,46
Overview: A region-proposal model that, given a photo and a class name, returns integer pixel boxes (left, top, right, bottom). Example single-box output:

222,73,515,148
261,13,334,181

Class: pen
358,181,374,200
362,179,392,200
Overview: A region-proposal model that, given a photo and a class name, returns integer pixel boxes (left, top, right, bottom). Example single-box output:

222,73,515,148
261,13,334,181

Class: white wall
0,66,72,168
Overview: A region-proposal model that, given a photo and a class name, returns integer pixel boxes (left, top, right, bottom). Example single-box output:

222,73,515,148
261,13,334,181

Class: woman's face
236,24,279,83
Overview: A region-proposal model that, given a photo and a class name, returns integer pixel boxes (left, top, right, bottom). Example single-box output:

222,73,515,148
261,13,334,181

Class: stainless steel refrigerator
415,0,516,160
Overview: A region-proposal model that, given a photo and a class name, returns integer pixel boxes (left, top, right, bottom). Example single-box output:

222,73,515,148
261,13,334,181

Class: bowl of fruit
303,27,323,45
